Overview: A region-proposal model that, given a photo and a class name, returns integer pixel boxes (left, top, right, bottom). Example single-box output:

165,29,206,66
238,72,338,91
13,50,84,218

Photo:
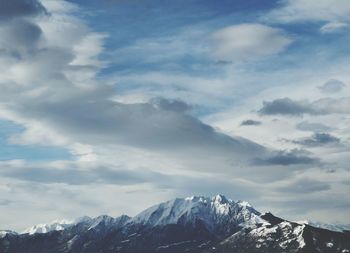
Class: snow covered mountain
0,231,17,239
129,195,262,232
1,195,349,253
23,219,76,235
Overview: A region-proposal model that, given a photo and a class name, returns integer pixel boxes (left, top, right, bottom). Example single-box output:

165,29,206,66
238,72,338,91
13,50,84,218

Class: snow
88,215,115,230
129,194,261,231
23,219,75,235
22,216,94,235
326,242,334,248
21,214,130,235
293,224,306,248
247,220,306,250
19,194,261,236
0,230,17,238
86,214,130,231
157,240,194,250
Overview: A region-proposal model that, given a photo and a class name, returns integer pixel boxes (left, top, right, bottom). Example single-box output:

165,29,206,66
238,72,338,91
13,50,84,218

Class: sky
0,0,350,231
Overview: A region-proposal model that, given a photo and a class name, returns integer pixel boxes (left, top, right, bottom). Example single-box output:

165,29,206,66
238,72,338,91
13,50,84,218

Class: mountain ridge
1,194,349,253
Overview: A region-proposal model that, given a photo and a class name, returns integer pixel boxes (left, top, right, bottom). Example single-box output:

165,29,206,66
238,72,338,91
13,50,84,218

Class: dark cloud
252,149,319,166
258,97,350,116
278,178,330,193
296,121,334,132
0,199,12,206
240,119,262,126
214,60,232,65
292,132,340,147
13,93,265,159
318,79,346,94
0,0,46,19
0,19,42,54
151,97,191,113
258,98,314,116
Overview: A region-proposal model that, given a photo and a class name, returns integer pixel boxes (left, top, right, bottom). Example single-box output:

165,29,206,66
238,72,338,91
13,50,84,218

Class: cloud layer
0,0,349,231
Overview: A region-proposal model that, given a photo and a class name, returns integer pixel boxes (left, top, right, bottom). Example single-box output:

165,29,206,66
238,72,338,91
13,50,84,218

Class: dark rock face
1,197,349,253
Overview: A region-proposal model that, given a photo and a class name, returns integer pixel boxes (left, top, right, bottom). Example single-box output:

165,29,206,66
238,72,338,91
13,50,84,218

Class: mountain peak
23,219,75,235
0,230,17,239
184,194,232,206
129,195,260,233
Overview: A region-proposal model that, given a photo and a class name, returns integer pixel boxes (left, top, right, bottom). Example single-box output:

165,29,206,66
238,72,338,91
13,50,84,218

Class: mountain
0,195,349,253
23,219,76,235
0,231,17,239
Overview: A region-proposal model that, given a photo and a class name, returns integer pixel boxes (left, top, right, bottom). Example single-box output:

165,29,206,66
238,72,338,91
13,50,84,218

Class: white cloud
267,0,350,23
320,21,349,34
211,23,293,61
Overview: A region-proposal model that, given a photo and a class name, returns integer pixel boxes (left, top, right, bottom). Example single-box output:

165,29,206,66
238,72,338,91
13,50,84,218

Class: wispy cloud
252,149,319,166
291,132,340,147
318,79,347,93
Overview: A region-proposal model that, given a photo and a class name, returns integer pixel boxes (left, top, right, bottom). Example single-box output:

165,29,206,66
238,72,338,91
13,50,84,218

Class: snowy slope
22,216,93,235
23,219,75,235
21,215,132,235
20,194,261,235
0,230,17,239
129,194,263,235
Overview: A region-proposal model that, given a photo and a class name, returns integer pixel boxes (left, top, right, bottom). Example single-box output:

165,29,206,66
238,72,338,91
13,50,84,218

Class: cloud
0,160,259,202
0,19,42,53
318,79,346,93
0,199,12,206
258,97,350,116
266,0,350,23
312,97,350,114
0,0,46,19
11,96,265,158
252,149,319,166
211,23,293,61
150,97,192,113
258,98,314,116
240,119,262,126
292,132,340,147
278,178,330,193
320,21,349,34
296,121,334,132
0,0,267,178
0,161,164,186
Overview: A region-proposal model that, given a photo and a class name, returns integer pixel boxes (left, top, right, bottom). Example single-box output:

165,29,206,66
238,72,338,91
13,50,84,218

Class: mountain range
1,195,349,253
